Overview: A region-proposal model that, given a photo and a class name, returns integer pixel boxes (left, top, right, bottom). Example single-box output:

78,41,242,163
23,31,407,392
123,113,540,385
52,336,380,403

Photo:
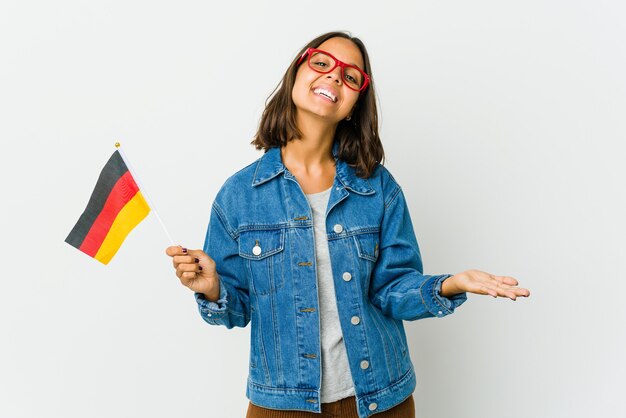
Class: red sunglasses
296,48,370,92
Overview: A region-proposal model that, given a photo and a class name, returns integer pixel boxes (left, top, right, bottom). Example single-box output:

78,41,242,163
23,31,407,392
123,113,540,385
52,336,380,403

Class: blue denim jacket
195,143,467,417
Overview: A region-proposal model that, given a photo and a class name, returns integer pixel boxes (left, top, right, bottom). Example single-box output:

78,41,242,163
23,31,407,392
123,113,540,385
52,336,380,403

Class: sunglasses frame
296,47,370,92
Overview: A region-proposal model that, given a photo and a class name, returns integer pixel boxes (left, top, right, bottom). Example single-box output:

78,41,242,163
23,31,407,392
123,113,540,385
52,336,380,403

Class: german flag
65,150,150,264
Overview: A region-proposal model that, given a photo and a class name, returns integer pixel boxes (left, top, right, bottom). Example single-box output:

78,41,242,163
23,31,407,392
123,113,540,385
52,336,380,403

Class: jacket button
368,403,378,411
342,272,352,281
351,316,360,325
252,245,262,256
438,311,443,316
333,224,344,233
360,360,369,369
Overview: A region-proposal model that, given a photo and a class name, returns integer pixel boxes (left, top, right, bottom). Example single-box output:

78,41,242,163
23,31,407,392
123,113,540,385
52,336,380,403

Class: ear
346,106,356,120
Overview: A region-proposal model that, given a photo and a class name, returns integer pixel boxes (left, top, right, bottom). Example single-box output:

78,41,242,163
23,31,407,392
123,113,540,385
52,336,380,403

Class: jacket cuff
420,274,468,318
194,277,228,320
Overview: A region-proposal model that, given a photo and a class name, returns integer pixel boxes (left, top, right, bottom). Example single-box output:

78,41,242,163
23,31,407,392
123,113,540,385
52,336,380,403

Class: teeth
314,87,337,102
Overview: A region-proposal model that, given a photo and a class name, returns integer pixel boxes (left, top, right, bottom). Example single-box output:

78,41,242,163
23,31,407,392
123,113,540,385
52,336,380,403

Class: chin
305,106,345,121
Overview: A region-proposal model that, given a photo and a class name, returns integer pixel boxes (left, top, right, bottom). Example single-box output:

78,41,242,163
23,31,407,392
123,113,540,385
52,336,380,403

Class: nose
325,66,343,85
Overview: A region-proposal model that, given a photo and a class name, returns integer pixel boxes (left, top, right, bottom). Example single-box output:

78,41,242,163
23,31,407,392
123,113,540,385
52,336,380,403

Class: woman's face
292,37,364,125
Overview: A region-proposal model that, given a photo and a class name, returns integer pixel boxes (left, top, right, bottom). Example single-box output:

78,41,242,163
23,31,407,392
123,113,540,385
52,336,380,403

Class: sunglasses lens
308,51,365,91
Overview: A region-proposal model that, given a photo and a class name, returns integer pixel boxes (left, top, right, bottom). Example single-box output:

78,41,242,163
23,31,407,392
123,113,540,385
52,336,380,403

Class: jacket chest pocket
353,231,380,282
354,231,380,262
238,229,285,296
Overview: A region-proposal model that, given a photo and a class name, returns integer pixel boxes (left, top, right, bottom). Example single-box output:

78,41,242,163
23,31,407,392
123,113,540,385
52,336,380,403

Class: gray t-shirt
305,186,355,403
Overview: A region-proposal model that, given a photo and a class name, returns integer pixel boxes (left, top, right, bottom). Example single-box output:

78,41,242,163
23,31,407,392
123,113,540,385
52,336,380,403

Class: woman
166,31,530,418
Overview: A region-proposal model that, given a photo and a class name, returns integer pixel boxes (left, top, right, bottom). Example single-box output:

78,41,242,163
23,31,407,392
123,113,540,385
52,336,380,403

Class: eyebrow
343,59,363,69
343,57,362,68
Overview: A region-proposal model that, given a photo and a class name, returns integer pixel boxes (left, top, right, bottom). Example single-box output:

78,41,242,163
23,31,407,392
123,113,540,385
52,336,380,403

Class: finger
511,287,531,297
176,262,201,275
491,285,525,300
470,272,528,300
465,273,501,297
493,282,531,299
186,249,215,270
488,275,526,298
172,255,195,268
470,283,499,298
186,249,209,261
166,245,188,257
179,271,197,287
500,278,530,297
496,275,519,286
472,282,512,299
479,280,515,299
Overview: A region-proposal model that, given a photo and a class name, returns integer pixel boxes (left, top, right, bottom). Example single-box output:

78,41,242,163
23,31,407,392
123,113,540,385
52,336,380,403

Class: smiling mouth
313,87,337,103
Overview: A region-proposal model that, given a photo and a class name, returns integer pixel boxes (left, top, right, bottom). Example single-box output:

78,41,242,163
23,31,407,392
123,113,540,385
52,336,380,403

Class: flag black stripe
65,151,129,249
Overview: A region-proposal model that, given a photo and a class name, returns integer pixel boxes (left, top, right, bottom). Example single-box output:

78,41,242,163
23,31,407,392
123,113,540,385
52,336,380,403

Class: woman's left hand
442,270,530,300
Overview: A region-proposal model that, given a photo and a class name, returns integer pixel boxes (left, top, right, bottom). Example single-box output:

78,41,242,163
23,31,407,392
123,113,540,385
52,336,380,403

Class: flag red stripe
78,171,140,257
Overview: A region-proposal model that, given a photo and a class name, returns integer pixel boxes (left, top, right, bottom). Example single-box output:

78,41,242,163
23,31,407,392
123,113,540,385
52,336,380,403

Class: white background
1,1,624,417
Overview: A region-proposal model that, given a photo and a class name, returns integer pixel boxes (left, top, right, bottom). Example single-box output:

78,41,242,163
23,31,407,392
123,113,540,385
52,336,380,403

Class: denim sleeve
194,201,250,329
369,185,467,321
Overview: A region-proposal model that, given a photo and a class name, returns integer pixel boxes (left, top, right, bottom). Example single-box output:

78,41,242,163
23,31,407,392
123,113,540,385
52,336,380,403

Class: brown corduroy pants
246,394,414,418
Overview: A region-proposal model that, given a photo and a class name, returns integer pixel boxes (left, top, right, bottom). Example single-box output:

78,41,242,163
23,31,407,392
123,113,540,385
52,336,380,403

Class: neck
282,111,337,170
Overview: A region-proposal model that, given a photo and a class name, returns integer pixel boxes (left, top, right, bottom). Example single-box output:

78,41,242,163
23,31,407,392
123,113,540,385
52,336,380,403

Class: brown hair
250,31,384,178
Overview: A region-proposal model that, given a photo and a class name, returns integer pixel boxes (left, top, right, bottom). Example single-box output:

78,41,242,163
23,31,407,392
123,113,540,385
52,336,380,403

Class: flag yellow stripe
94,191,150,264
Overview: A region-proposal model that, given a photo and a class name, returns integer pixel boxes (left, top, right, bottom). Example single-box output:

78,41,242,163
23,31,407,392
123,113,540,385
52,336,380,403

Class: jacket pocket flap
354,232,379,262
238,229,285,260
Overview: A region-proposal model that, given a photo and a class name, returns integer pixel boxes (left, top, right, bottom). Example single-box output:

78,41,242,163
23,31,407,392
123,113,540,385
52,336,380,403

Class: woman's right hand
165,246,220,301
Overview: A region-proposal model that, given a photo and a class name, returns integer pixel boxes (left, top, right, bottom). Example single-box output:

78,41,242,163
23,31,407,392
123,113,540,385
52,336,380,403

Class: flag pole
115,142,175,245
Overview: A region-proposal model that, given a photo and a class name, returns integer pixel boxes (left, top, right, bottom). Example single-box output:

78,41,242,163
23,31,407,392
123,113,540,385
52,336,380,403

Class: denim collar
252,142,375,195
